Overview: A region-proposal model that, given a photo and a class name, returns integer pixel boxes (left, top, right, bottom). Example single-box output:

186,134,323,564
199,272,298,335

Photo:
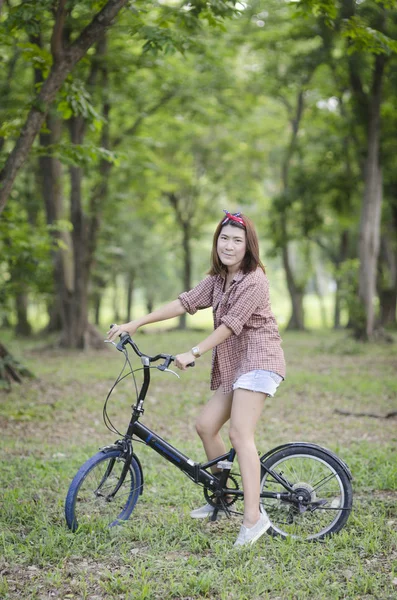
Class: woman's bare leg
195,387,233,469
229,389,265,528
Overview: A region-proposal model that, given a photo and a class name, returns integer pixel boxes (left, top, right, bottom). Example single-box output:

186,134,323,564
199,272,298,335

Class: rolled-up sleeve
221,273,268,335
178,276,215,315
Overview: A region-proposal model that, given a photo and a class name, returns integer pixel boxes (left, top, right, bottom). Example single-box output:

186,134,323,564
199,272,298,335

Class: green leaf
342,16,397,56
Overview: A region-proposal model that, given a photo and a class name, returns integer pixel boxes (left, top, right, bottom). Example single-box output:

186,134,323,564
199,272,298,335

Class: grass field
0,328,396,599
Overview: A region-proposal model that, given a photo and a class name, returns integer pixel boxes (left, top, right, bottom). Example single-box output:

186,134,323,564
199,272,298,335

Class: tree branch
51,0,68,64
281,88,305,189
335,408,397,419
113,91,176,148
341,0,369,119
277,93,293,117
308,235,338,264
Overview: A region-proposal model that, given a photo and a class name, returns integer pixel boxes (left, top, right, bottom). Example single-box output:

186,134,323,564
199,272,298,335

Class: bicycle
65,332,353,540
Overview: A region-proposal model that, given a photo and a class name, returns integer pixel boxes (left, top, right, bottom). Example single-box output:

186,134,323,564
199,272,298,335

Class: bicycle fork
96,440,133,501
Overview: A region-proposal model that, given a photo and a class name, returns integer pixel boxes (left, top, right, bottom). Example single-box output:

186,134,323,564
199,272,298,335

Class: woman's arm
107,299,186,341
175,324,233,370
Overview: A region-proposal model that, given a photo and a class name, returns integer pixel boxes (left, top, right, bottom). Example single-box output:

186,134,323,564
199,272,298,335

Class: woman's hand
175,351,196,371
106,322,138,342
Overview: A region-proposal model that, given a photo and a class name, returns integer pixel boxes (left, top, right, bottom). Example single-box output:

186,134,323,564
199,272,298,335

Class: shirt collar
232,270,245,283
219,269,244,284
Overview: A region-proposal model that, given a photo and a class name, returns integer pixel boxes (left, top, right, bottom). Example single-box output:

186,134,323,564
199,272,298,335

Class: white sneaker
190,503,225,519
233,512,271,547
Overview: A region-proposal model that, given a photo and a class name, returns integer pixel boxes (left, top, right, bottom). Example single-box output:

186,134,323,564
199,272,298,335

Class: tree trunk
91,274,107,327
378,229,397,328
356,55,385,339
178,314,187,331
112,273,121,324
0,0,128,214
379,289,397,328
334,282,342,329
94,293,101,326
286,291,305,330
1,316,11,328
47,296,63,332
58,115,89,348
178,222,192,330
38,112,71,333
0,342,34,391
57,113,103,348
58,36,108,349
166,193,194,331
313,270,327,329
146,296,154,314
278,86,312,331
126,274,135,323
334,230,350,329
15,293,32,336
282,234,305,331
283,242,305,330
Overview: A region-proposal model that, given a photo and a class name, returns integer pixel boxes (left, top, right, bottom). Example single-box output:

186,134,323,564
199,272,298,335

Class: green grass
1,329,397,599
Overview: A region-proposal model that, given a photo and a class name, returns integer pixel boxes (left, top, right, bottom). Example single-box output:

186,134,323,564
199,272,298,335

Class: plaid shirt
178,268,286,393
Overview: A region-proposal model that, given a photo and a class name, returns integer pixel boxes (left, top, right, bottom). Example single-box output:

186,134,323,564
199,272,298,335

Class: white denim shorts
232,370,283,397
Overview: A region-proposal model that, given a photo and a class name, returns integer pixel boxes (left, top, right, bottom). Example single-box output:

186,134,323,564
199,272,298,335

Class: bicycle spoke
312,472,337,492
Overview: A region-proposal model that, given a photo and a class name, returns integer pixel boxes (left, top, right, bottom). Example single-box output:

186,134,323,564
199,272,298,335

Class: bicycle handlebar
110,326,194,370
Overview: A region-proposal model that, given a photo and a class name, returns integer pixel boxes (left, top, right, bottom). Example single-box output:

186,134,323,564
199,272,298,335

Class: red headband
221,210,246,227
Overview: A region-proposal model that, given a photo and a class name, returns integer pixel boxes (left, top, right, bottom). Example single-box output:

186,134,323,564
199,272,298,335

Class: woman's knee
195,416,219,440
229,424,257,450
229,425,245,450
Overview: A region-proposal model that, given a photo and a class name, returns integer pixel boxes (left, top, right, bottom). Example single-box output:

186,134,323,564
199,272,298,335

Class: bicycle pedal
216,460,233,470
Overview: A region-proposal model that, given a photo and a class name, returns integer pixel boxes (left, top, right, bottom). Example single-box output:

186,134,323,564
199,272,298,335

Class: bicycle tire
65,449,142,532
260,445,353,540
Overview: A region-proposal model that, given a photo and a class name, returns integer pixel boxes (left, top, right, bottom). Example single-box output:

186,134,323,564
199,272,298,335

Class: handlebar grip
187,362,195,368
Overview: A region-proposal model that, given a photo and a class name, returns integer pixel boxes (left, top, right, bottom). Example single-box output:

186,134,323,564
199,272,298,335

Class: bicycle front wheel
65,449,142,532
260,446,352,540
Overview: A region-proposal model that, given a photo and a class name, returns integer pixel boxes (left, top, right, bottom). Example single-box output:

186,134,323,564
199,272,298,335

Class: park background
0,1,396,599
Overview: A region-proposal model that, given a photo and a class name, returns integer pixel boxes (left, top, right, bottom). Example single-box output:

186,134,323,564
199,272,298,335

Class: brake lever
104,340,117,348
162,367,180,379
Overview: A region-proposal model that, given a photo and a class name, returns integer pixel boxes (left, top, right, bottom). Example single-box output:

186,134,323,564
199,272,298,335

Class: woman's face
217,224,247,272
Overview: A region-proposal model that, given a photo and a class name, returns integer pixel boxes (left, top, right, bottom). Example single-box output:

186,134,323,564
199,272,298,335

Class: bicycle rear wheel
65,449,142,532
260,446,352,540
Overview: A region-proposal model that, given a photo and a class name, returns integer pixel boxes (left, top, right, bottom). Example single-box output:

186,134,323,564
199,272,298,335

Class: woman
107,210,285,547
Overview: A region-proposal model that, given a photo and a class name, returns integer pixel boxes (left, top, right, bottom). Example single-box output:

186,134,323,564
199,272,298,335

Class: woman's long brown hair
208,213,266,275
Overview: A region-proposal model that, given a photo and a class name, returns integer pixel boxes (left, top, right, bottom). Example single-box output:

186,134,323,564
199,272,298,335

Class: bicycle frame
119,420,295,501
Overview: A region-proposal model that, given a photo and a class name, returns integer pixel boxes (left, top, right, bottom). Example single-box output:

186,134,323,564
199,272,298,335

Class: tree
0,0,129,213
295,0,397,338
378,96,397,328
240,0,329,329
